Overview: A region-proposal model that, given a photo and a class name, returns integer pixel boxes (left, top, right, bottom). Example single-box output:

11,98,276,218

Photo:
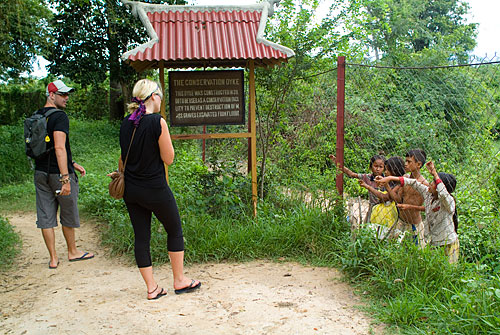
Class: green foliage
439,274,500,334
342,229,461,297
47,0,187,119
0,79,111,126
254,0,370,180
458,185,500,273
0,122,33,186
340,227,500,334
0,79,48,125
48,0,140,86
0,0,51,80
338,0,477,62
0,181,36,212
0,216,22,271
0,0,498,332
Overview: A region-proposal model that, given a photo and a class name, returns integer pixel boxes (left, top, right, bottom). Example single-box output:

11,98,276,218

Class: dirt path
0,212,383,335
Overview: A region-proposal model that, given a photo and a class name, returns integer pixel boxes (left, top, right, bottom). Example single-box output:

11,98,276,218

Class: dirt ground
0,212,384,335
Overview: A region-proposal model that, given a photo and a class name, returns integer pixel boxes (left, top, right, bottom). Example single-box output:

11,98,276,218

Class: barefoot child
329,154,386,223
376,161,459,263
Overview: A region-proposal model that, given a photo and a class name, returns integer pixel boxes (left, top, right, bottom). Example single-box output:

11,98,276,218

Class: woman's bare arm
158,118,174,166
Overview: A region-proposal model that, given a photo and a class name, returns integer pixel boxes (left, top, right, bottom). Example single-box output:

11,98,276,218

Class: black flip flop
69,252,94,262
147,285,167,300
48,260,59,269
174,279,201,295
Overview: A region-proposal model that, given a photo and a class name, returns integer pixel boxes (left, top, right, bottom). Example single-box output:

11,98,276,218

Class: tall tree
255,0,359,197
0,0,51,81
331,0,477,62
47,0,186,119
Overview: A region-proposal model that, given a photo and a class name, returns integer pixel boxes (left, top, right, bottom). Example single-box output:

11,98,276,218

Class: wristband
60,177,70,185
399,176,404,186
435,178,442,185
59,173,69,178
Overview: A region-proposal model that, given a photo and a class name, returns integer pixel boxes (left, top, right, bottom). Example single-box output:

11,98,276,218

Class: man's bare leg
41,228,58,267
62,226,94,260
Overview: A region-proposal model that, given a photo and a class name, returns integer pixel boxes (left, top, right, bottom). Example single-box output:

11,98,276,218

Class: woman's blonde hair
127,79,162,114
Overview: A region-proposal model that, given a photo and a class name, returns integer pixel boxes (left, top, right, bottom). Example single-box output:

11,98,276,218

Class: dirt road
0,213,383,335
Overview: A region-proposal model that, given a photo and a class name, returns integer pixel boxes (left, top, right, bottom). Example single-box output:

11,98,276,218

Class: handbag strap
122,128,137,171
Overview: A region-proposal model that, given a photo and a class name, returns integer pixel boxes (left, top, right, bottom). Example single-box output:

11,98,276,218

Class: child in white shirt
376,161,459,263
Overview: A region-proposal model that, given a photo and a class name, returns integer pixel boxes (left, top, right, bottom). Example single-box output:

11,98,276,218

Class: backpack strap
41,107,62,118
40,108,63,176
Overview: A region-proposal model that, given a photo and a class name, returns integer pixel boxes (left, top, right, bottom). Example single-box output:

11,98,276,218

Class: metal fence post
336,56,346,197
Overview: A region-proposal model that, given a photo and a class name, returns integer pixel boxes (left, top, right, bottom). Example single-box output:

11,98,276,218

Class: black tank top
119,113,167,188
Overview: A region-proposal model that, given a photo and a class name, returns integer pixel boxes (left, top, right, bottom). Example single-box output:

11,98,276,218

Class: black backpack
24,108,61,159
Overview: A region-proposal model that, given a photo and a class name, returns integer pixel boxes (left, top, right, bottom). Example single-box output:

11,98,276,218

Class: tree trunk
107,0,125,120
109,80,124,120
121,80,131,115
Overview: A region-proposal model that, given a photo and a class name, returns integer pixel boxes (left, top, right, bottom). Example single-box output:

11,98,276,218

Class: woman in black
118,79,200,300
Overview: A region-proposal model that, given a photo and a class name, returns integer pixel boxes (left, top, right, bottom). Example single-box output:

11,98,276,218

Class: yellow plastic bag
370,201,398,228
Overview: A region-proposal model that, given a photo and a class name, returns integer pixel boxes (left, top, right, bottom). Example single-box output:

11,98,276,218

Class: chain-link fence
336,56,500,250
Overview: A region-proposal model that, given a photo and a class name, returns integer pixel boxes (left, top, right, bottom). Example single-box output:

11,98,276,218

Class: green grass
0,181,36,212
2,120,500,334
339,227,500,334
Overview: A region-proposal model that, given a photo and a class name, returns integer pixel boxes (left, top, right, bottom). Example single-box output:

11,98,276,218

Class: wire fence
338,55,500,243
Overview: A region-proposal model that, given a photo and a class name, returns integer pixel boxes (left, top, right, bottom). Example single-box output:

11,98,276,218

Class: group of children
330,150,459,263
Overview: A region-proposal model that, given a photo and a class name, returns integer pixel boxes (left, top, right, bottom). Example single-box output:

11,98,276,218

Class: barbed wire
346,60,500,70
295,55,500,81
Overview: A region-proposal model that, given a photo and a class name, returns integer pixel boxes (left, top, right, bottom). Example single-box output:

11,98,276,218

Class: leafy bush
0,80,48,125
457,176,500,273
0,79,110,126
0,122,33,186
0,216,22,271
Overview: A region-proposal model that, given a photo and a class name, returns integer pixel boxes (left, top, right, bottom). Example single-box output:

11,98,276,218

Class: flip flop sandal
147,285,167,300
69,252,94,262
48,260,60,269
174,279,201,295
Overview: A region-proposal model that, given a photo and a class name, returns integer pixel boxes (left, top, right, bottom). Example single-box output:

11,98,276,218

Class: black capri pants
124,182,184,268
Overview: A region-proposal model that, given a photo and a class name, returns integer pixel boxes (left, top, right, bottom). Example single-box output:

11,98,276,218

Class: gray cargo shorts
34,171,80,229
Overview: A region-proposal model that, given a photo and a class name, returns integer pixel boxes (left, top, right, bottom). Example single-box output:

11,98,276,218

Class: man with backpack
32,80,94,269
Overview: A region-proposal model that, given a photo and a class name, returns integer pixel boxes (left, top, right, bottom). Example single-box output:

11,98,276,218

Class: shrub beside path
0,212,384,335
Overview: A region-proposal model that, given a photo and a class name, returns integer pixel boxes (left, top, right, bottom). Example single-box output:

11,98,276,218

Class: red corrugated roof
122,2,294,71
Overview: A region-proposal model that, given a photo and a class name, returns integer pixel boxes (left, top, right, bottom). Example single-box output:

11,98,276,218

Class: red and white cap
46,80,74,96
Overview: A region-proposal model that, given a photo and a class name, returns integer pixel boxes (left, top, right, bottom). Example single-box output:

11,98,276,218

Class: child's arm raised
376,175,427,197
426,161,455,214
426,161,439,180
329,154,359,178
375,175,399,185
359,179,391,201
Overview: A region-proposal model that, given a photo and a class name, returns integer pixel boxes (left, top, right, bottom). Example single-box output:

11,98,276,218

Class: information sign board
169,70,245,126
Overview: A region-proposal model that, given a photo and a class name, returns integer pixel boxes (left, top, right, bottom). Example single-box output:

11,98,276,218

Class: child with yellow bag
365,156,405,240
330,154,405,240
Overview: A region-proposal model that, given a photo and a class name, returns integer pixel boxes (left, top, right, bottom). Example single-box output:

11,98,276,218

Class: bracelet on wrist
60,173,69,178
59,177,70,185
